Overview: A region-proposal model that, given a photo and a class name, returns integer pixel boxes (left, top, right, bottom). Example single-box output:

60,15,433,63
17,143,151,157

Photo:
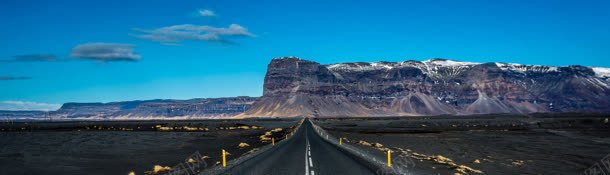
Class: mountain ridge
2,57,609,119
237,57,610,118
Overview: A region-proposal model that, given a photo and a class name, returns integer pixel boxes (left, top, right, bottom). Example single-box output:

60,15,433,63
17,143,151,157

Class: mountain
0,97,258,120
238,57,610,117
0,110,49,120
3,57,609,119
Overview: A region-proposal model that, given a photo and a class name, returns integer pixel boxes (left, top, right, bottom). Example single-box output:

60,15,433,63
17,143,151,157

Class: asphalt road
224,119,375,175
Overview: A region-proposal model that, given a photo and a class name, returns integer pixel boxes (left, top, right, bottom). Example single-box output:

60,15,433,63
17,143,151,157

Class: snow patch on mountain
592,67,610,78
423,59,479,67
326,62,399,71
495,62,559,73
324,58,610,80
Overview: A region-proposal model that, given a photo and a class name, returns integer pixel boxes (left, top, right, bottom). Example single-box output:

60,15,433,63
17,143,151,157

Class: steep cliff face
239,57,610,117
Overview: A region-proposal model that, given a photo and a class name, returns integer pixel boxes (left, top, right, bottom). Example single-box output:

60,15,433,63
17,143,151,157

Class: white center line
309,157,313,167
304,128,309,175
304,124,315,175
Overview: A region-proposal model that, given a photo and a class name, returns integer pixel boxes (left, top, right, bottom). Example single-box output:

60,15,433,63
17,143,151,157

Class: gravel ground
0,119,299,175
316,115,610,175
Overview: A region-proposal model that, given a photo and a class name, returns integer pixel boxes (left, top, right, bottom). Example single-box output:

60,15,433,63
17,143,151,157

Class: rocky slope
238,57,610,117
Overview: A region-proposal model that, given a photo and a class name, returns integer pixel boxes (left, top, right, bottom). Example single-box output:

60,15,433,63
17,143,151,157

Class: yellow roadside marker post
272,138,275,145
222,149,227,168
387,150,392,167
339,138,342,145
286,135,288,140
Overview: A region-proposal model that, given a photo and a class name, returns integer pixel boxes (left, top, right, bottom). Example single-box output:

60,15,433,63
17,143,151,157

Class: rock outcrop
239,57,610,117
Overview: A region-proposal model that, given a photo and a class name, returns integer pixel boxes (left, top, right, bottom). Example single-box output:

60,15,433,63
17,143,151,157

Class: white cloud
0,101,61,111
70,43,141,62
131,24,255,45
198,9,216,17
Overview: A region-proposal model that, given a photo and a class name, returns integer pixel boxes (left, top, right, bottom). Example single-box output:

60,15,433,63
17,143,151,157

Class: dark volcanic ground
1,115,608,175
314,114,610,175
0,119,300,175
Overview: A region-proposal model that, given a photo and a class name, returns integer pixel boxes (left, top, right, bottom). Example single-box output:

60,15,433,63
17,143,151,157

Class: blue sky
1,0,609,110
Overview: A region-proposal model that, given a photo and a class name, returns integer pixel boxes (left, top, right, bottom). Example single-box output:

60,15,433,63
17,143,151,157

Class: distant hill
0,97,258,120
0,110,48,119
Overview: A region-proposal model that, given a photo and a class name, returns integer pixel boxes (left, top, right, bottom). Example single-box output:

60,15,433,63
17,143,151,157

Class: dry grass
155,125,208,131
150,165,171,174
271,128,283,132
357,140,372,147
353,138,483,174
259,131,273,142
238,142,250,148
511,160,525,166
219,125,263,130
